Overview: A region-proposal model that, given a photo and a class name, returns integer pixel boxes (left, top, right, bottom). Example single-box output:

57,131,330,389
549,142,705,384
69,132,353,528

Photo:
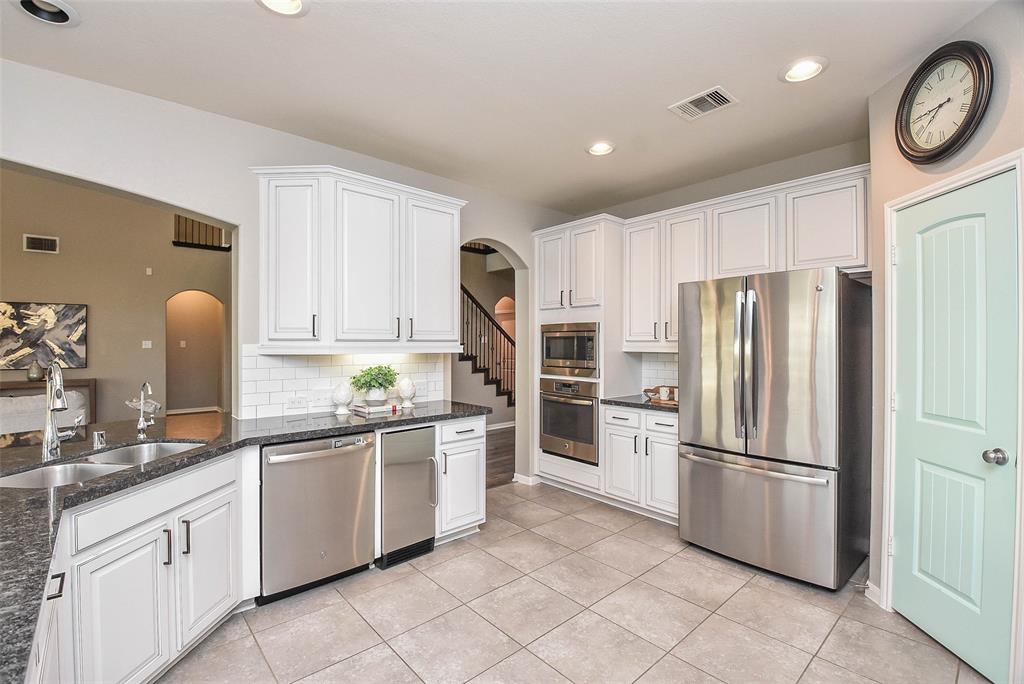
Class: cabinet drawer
71,457,236,555
644,412,678,435
604,407,640,429
538,452,601,492
439,418,486,444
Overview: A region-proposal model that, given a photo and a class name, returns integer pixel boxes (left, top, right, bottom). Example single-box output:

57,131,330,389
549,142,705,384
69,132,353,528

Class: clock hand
911,97,952,124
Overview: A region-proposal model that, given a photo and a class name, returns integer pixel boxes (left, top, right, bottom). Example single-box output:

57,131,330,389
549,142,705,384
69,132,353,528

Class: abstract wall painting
0,302,88,369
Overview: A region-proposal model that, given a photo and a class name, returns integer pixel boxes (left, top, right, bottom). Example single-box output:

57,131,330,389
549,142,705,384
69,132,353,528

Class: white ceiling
0,1,991,214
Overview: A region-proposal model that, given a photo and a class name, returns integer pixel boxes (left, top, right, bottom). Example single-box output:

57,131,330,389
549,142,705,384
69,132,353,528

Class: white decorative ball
397,375,417,408
332,380,354,415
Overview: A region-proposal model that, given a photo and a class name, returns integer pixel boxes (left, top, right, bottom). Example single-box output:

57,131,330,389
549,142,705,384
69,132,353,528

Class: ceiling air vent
668,86,737,121
23,234,60,254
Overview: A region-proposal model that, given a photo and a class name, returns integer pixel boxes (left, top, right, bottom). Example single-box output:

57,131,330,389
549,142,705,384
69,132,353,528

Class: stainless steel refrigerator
677,267,871,589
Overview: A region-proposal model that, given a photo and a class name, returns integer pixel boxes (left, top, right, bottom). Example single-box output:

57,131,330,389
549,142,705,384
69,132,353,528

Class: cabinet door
175,487,239,649
645,436,679,516
664,212,706,342
439,441,486,534
603,427,641,504
786,177,866,269
406,199,460,341
265,177,320,341
76,520,172,684
711,195,777,278
334,183,402,340
569,224,602,307
538,233,567,310
33,580,71,684
624,222,661,343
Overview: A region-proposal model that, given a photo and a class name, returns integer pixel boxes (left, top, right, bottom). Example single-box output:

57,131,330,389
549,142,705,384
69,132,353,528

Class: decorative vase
397,376,417,408
27,359,44,382
332,380,353,415
365,387,388,406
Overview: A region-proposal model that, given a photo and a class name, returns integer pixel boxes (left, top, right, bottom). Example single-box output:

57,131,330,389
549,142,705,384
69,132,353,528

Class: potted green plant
350,364,398,405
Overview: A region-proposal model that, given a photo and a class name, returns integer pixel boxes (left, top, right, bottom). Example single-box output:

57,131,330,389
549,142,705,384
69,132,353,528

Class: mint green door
893,169,1018,684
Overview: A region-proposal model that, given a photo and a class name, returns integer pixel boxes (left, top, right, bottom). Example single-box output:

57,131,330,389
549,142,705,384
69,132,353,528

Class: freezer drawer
677,446,839,588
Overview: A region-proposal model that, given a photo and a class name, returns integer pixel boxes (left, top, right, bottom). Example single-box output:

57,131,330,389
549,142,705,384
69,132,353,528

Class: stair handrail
460,285,515,347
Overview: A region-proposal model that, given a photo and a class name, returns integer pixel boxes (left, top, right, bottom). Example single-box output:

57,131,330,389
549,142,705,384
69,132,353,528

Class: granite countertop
601,394,679,414
0,400,490,684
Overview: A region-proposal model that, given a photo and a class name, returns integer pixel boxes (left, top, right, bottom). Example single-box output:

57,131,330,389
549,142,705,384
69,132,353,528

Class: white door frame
880,148,1024,680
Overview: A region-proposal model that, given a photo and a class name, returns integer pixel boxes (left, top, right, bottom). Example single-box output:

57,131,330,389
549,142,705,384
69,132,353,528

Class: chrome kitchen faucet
41,362,84,462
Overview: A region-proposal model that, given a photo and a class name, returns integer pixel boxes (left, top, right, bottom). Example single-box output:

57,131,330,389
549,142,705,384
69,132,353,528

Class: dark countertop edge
601,395,679,414
0,402,490,684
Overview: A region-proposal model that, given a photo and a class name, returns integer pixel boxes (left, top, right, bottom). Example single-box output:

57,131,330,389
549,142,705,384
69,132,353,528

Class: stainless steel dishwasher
378,426,437,568
261,433,375,599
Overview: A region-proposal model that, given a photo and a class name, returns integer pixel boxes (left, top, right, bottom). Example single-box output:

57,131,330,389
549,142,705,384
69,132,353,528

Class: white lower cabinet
599,408,679,518
76,520,174,684
438,440,486,535
644,435,679,516
174,487,239,649
603,427,641,504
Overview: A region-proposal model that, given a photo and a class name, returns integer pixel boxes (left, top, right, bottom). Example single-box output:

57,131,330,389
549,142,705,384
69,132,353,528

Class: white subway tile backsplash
641,352,678,388
239,352,446,418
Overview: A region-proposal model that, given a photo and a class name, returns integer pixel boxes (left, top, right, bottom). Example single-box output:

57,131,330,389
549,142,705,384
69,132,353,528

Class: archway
165,290,228,415
451,237,530,488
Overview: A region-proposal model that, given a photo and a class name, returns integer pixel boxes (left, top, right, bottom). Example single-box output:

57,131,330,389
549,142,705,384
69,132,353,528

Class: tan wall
460,251,515,314
0,165,232,422
865,0,1024,587
166,290,225,412
590,139,870,219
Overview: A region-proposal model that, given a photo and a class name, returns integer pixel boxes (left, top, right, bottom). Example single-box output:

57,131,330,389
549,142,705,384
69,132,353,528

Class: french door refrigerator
677,267,871,589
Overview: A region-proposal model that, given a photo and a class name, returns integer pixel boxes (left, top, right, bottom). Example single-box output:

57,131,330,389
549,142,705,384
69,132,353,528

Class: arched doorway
451,238,528,488
165,290,228,415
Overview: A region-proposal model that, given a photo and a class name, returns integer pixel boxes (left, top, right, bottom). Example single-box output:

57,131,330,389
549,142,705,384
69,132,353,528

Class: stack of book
350,402,399,417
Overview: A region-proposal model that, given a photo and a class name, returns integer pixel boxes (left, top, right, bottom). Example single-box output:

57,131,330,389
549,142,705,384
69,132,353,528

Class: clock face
907,58,976,150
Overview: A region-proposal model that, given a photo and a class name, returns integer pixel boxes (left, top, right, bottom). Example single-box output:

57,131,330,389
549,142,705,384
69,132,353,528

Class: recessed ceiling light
256,0,309,17
16,0,80,26
587,141,615,156
781,57,829,83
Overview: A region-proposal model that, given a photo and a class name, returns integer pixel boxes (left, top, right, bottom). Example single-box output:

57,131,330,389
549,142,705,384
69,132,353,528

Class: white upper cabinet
624,222,661,343
263,177,320,341
664,211,706,341
786,177,867,270
538,233,567,310
568,224,602,307
711,194,778,278
406,199,460,341
333,182,402,341
255,166,466,353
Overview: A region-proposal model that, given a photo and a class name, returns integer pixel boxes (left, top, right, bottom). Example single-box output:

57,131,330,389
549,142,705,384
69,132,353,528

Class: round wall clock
895,40,993,165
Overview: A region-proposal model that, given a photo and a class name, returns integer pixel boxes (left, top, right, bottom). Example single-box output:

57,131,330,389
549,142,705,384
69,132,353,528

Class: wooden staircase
459,285,515,407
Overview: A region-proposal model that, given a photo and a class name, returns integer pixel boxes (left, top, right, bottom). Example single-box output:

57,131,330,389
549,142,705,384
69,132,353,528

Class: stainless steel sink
86,442,199,465
0,463,130,489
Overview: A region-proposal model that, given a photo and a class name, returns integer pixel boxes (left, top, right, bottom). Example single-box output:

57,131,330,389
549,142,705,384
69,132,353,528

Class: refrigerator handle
733,290,745,439
744,289,758,439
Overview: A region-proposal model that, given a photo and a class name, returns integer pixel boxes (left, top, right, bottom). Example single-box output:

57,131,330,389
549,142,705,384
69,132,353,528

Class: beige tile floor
159,482,992,684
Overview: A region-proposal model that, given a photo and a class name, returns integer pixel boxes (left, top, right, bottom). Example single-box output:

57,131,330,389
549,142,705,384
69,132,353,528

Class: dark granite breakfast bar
0,401,490,684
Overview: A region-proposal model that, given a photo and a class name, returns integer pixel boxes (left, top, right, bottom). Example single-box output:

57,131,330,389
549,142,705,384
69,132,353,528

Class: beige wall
865,0,1024,587
590,139,870,219
453,249,517,425
166,290,225,412
0,165,232,422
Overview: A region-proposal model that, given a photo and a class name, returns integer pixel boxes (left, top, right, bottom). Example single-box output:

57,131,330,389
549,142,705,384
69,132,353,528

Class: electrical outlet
286,395,308,409
179,340,187,348
142,340,152,349
145,267,153,276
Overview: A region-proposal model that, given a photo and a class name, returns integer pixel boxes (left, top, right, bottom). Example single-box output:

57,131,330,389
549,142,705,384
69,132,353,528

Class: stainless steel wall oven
540,322,599,377
539,378,598,465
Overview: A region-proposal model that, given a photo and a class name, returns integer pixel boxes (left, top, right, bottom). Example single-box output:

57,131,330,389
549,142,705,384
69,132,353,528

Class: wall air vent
23,234,60,254
668,86,737,121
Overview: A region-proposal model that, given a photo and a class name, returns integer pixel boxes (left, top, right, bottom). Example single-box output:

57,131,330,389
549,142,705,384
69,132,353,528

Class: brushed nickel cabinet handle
443,451,448,474
633,435,638,454
163,529,172,566
45,572,65,600
645,437,649,456
396,317,400,339
409,317,414,339
560,290,564,307
569,290,573,306
654,321,658,340
312,314,317,338
182,520,192,555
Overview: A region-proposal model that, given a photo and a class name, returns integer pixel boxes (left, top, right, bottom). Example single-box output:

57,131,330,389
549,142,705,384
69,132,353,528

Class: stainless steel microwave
540,322,598,377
